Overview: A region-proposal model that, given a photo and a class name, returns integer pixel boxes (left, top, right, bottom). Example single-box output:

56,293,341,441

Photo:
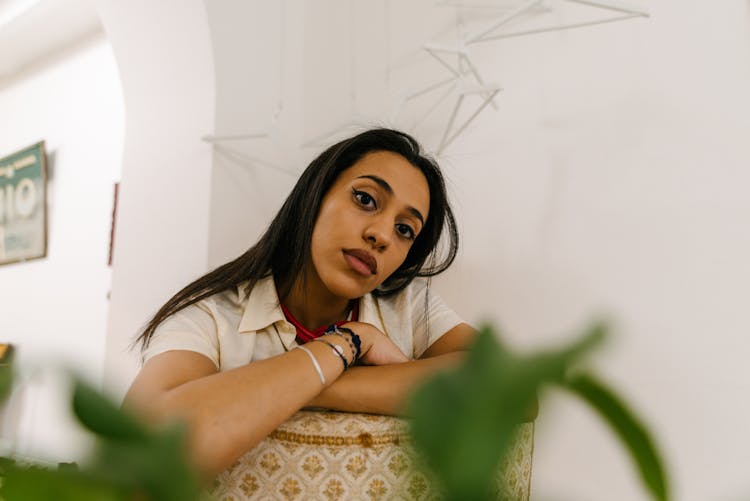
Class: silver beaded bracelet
318,339,349,369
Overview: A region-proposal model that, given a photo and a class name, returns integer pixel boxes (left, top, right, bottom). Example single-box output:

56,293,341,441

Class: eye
396,223,416,241
352,189,377,210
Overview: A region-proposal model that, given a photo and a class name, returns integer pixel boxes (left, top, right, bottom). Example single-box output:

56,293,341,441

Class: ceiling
0,0,103,77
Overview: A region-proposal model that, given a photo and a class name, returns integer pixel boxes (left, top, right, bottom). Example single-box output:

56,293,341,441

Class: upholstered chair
212,410,534,500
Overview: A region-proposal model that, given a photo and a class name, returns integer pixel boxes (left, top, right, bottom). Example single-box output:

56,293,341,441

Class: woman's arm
306,323,477,415
419,322,476,358
124,345,345,477
123,328,407,478
307,323,538,421
305,351,465,415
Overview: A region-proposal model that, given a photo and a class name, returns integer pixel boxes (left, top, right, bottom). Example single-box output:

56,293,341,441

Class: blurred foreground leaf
406,321,669,501
0,378,201,501
72,379,148,441
0,465,127,501
564,373,668,501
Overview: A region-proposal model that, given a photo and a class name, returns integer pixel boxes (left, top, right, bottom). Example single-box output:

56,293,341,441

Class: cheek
382,245,412,277
314,214,336,240
310,223,331,263
310,207,342,261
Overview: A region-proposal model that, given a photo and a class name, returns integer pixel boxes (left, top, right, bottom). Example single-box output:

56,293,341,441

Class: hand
340,322,409,366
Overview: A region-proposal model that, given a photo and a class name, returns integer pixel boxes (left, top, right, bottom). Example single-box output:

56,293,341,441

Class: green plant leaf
407,326,526,499
563,373,669,501
69,379,201,501
406,323,607,500
0,465,129,501
71,379,148,441
86,423,201,501
1,371,200,500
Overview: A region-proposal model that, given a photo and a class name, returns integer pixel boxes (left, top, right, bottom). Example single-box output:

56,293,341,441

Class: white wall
201,1,750,500
97,0,216,399
204,0,307,267
0,32,124,462
432,3,750,500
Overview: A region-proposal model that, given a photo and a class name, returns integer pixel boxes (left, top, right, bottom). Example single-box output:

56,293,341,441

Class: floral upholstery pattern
211,410,533,500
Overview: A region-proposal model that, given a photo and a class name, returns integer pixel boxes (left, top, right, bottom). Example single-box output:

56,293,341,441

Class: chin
324,275,378,300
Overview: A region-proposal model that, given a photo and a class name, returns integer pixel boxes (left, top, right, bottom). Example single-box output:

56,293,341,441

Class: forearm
306,352,465,415
127,345,344,476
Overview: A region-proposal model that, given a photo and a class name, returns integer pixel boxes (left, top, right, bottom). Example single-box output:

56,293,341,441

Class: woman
124,128,476,477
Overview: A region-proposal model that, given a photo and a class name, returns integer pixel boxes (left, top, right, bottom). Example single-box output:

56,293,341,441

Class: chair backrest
212,410,534,500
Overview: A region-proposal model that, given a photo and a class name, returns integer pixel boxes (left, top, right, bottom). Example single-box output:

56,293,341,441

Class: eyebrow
356,174,425,226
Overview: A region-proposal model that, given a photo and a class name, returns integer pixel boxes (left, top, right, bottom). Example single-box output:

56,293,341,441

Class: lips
343,249,377,276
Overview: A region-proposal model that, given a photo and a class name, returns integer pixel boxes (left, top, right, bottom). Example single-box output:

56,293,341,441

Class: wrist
318,335,352,369
324,325,363,364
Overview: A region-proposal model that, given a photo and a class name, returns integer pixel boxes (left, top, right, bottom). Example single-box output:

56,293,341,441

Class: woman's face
309,150,431,300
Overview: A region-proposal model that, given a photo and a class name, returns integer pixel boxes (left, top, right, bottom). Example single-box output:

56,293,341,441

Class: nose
363,218,391,250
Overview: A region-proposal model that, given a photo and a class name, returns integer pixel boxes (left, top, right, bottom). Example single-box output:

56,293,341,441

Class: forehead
338,151,430,215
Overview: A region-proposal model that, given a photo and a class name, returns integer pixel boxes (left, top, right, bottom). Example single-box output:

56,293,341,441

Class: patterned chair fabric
212,410,534,500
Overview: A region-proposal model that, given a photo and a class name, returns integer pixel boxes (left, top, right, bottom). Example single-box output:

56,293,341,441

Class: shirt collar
236,275,386,337
237,276,285,333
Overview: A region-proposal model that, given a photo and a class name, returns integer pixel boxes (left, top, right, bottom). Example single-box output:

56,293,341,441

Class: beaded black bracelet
325,324,362,362
335,326,362,361
324,332,355,367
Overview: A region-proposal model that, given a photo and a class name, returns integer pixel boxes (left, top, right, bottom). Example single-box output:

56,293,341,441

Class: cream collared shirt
143,276,463,370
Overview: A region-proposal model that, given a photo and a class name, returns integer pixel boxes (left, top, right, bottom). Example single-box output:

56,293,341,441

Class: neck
282,277,351,330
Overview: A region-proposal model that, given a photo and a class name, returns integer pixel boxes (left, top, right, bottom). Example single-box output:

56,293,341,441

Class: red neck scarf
281,300,359,344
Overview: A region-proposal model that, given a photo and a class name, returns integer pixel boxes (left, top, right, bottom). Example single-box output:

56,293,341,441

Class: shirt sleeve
141,301,220,369
411,280,464,358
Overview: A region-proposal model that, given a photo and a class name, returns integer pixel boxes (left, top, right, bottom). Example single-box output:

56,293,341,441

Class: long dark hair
136,128,459,349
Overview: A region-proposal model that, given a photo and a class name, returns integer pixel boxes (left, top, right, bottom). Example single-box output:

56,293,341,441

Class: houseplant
0,321,668,500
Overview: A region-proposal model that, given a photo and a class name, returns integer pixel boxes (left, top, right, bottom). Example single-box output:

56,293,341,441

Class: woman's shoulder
166,283,248,325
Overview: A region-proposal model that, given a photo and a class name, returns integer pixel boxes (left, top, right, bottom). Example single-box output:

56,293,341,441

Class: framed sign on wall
0,142,48,266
